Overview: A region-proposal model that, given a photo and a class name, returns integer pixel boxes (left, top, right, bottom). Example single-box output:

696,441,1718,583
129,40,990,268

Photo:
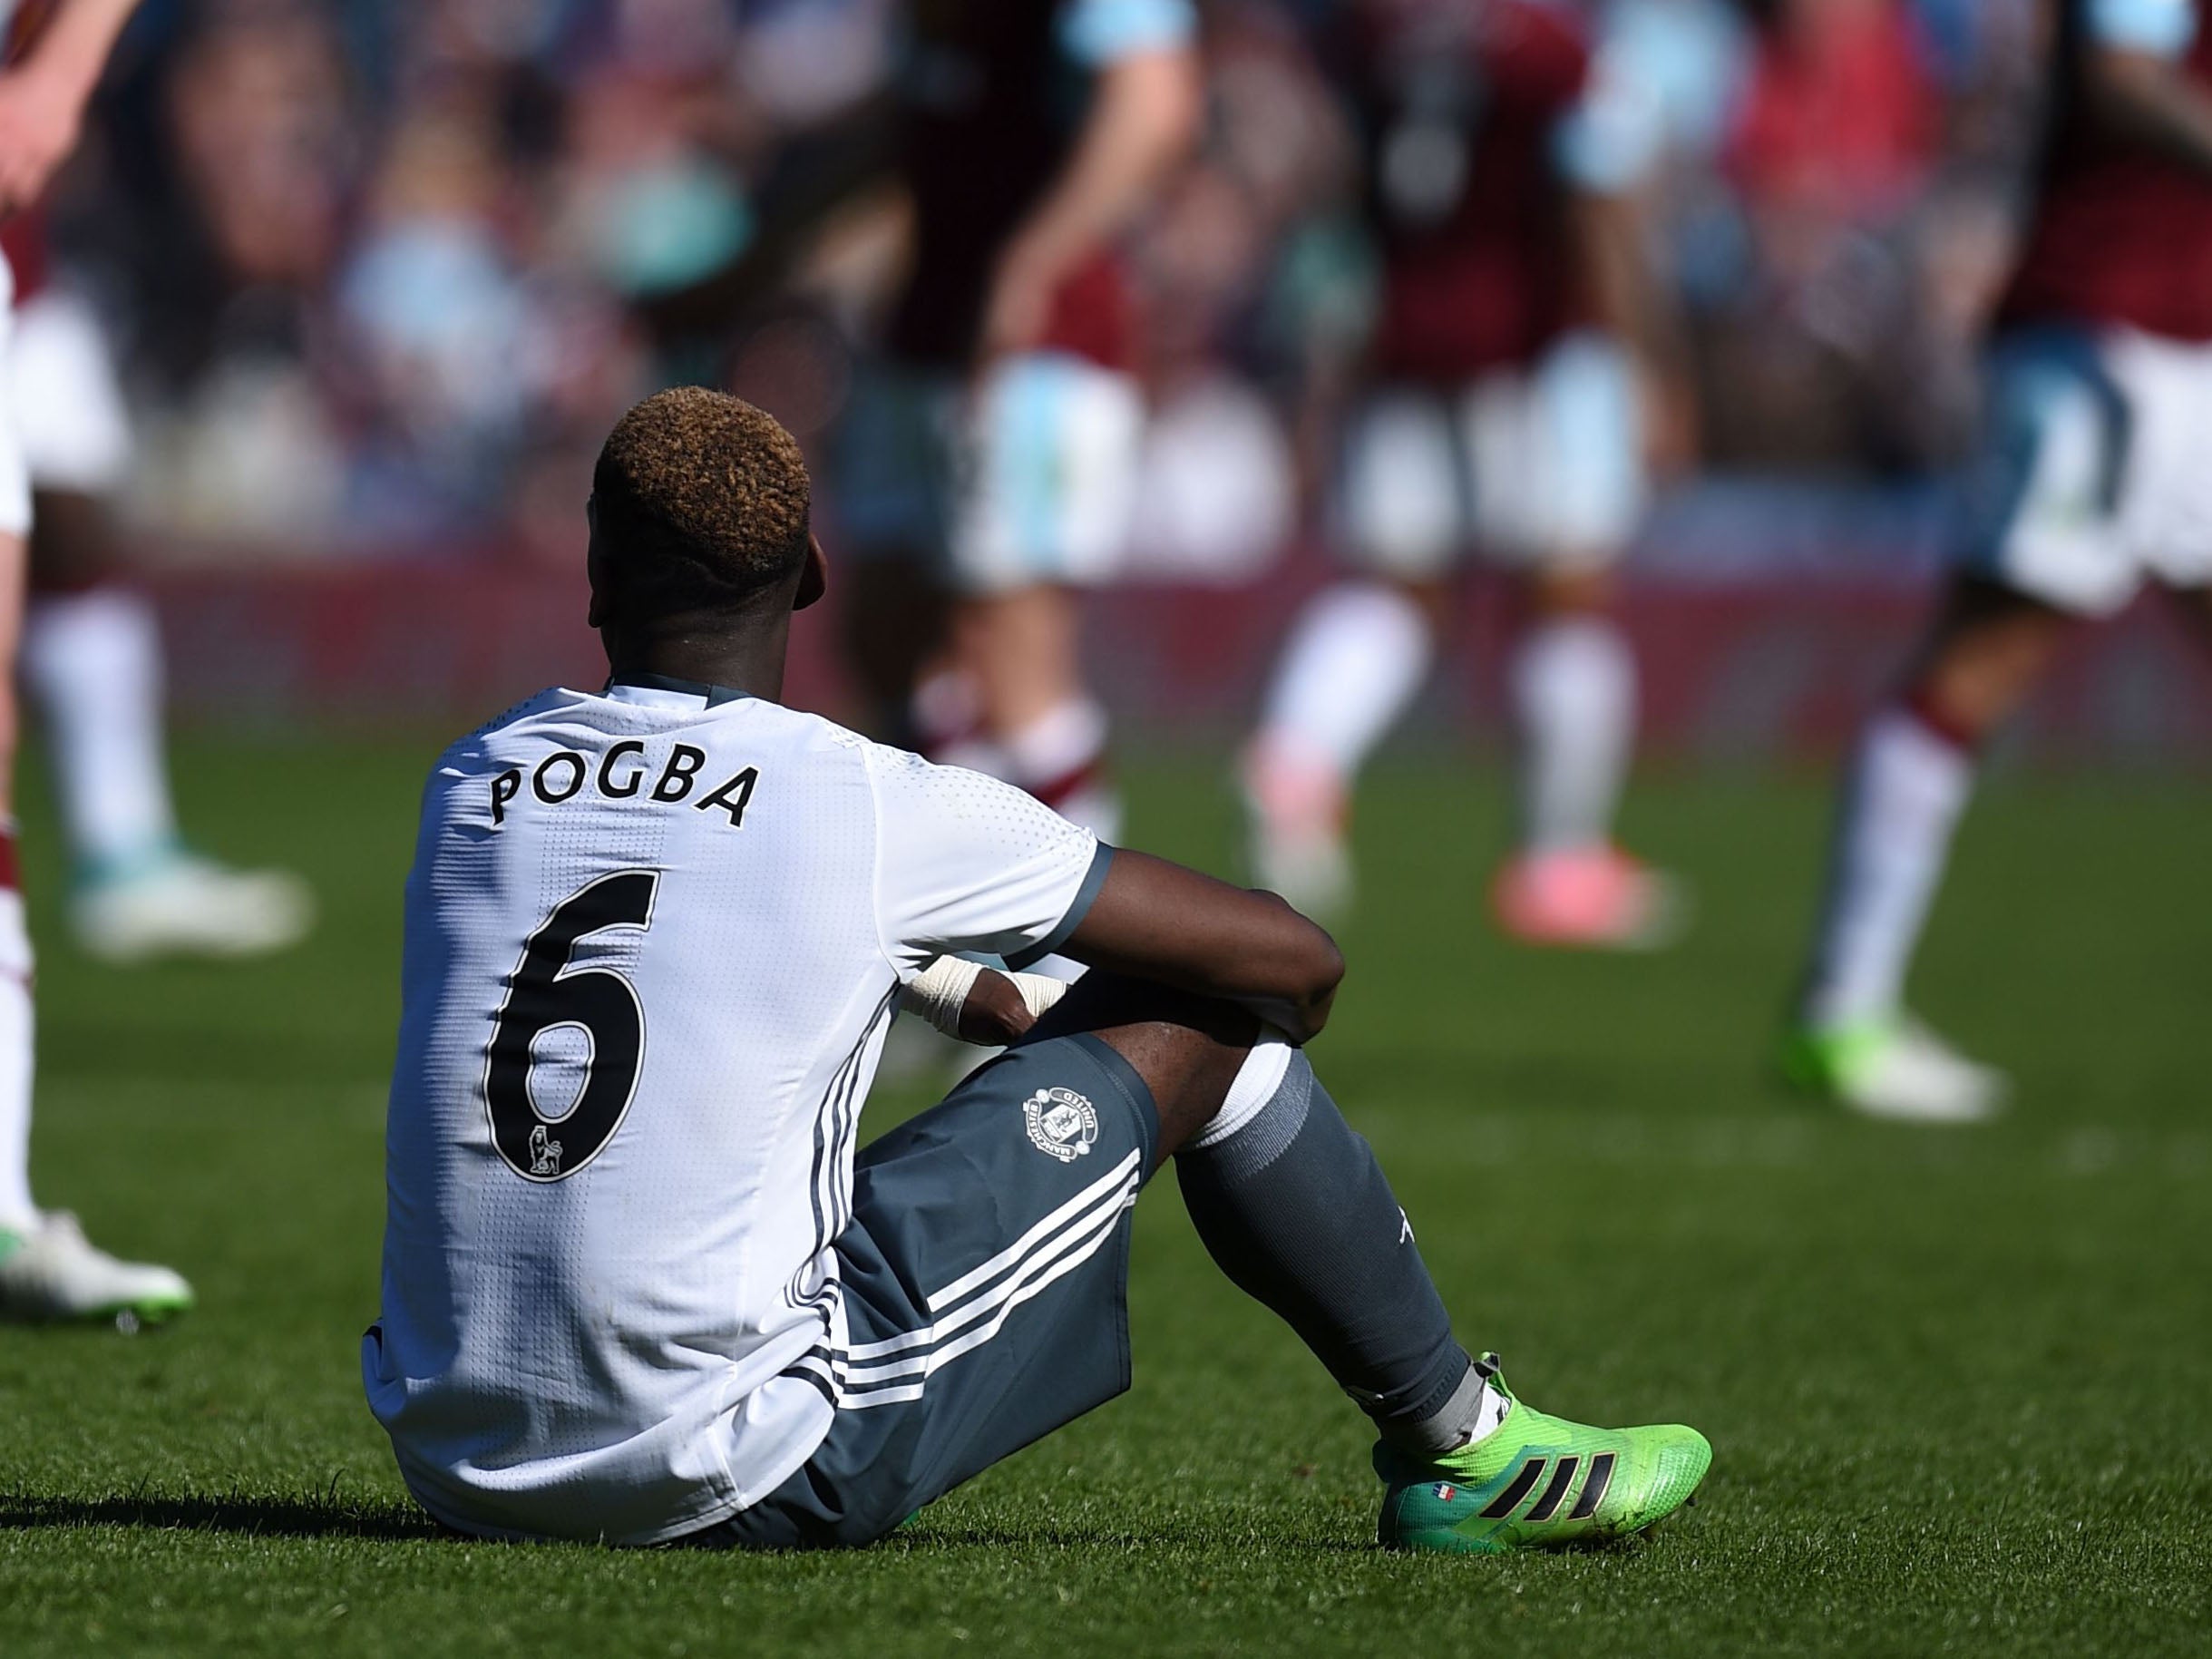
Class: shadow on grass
0,1496,1392,1558
885,1525,1378,1557
0,1488,443,1543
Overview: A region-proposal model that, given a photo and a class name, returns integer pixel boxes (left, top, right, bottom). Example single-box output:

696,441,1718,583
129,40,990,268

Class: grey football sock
1174,1051,1479,1454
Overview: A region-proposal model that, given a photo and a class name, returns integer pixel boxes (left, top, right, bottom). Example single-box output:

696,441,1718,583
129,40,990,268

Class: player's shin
1800,701,1975,1032
1509,613,1634,854
1252,581,1433,788
21,586,177,875
1173,1042,1497,1455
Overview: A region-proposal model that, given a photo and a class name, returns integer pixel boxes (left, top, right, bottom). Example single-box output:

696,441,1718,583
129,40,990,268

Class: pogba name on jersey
489,741,759,829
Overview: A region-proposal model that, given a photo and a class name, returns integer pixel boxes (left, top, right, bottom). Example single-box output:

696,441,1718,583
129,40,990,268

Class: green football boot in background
1778,1015,2006,1124
1376,1355,1710,1554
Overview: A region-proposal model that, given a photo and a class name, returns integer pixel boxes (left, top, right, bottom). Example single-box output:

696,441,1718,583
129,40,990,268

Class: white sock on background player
1508,615,1634,854
0,828,38,1231
20,588,177,874
913,689,1116,985
999,697,1122,844
0,827,196,1316
1241,582,1430,919
19,588,313,964
995,698,1118,982
1253,582,1433,784
1800,705,1974,1030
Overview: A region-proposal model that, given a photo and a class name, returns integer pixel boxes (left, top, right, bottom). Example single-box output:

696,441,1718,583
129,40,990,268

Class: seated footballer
363,388,1710,1551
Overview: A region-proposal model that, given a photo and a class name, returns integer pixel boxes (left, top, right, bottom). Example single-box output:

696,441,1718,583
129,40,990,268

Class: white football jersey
365,682,1104,1545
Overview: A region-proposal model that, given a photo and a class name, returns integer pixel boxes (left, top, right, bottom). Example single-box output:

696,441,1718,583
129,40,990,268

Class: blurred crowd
22,0,2043,569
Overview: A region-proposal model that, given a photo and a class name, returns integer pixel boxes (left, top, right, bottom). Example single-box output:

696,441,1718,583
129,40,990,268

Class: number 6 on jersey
484,870,660,1182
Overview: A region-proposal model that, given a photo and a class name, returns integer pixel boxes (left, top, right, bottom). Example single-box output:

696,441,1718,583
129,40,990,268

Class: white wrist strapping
901,956,984,1037
900,956,1070,1039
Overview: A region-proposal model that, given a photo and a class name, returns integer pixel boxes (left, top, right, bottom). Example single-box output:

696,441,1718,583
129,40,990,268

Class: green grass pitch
1,735,2207,1656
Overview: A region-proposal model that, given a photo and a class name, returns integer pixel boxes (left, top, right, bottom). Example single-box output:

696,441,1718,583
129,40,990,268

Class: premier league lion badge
1022,1087,1099,1163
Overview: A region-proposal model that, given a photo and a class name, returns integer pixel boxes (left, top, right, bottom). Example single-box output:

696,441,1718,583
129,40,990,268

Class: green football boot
1778,1015,2005,1124
1376,1355,1710,1554
0,1213,195,1331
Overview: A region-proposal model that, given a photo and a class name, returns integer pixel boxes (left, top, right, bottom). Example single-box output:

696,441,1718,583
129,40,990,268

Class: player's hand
0,68,83,220
901,958,1071,1046
954,967,1043,1047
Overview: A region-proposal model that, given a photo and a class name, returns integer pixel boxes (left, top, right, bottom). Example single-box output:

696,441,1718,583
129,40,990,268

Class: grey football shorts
689,1030,1159,1549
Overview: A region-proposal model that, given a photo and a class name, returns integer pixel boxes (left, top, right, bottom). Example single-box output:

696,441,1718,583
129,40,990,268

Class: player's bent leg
1050,980,1710,1549
1153,1003,1709,1551
1784,578,2071,1122
698,975,1708,1550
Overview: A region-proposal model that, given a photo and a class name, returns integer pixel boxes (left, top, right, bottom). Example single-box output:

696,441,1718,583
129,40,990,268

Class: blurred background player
838,0,1203,856
1239,0,1698,944
2,208,312,964
0,0,191,1322
1782,0,2212,1121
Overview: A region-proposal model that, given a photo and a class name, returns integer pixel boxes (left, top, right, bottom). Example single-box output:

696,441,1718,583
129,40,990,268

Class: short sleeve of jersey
865,745,1111,977
2090,0,2197,55
1061,0,1195,66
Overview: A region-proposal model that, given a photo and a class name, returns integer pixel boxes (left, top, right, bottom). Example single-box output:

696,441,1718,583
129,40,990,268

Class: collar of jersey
602,672,752,708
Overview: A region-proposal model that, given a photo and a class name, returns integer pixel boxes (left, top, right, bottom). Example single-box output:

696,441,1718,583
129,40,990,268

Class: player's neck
604,624,789,706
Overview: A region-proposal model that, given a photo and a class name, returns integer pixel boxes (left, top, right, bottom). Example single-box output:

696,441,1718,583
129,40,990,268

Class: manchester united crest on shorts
1022,1087,1098,1163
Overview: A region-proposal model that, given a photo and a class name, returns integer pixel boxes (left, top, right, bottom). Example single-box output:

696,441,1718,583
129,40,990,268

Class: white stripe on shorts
827,1148,1143,1409
837,1185,1136,1409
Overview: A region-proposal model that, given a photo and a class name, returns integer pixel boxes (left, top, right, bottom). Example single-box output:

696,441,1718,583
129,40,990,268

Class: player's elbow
1301,926,1347,1008
1266,898,1345,1039
2083,46,2178,138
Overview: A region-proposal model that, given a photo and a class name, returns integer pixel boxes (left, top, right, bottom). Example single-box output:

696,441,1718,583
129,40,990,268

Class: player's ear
584,506,610,629
794,532,829,612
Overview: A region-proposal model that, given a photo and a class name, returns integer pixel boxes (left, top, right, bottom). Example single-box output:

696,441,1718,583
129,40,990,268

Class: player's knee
1522,562,1613,618
1910,586,2071,741
25,489,120,592
2170,581,2212,647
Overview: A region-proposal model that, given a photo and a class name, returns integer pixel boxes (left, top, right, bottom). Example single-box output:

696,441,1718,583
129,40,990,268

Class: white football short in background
1339,331,1646,579
950,349,1145,594
9,287,133,495
1968,326,2212,616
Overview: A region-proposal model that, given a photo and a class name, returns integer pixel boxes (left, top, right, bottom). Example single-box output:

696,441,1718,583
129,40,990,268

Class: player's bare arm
0,0,138,218
978,44,1203,361
1574,187,1698,483
1057,849,1342,1044
908,846,1345,1050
